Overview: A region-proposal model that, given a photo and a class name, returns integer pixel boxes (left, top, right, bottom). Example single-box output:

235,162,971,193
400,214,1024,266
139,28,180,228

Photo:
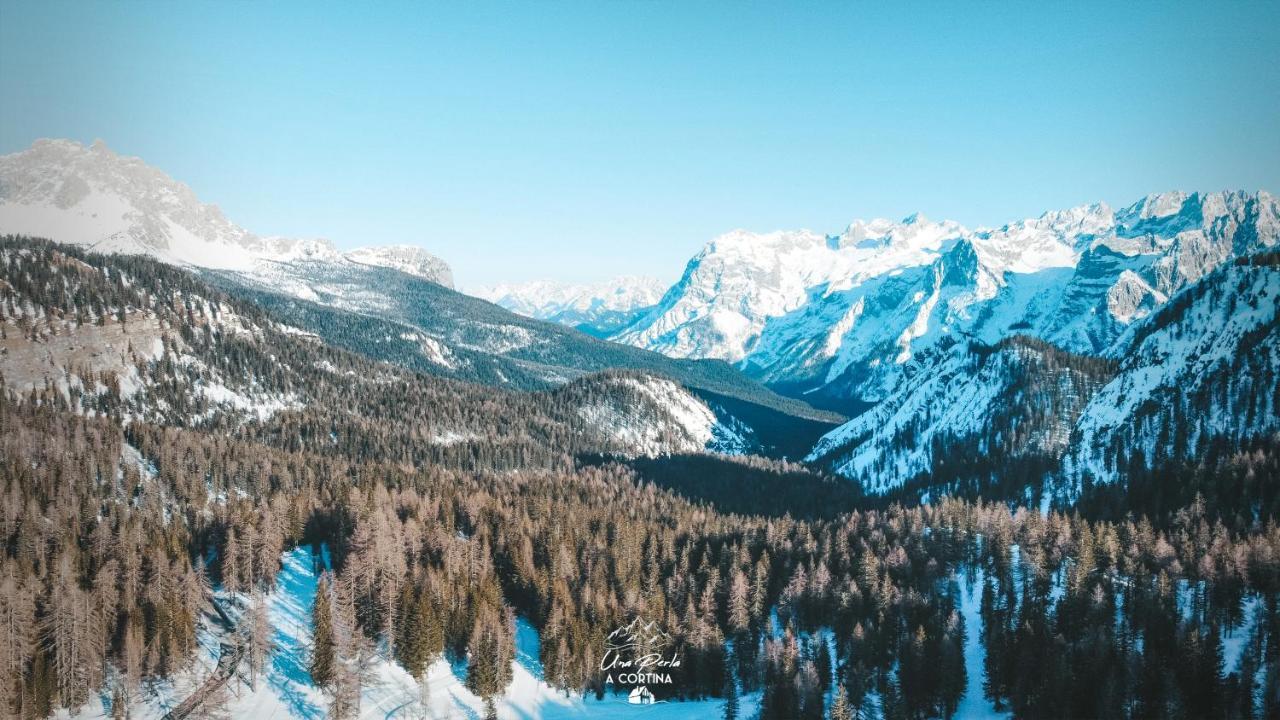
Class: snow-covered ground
1222,595,1261,675
578,376,750,457
955,567,1010,720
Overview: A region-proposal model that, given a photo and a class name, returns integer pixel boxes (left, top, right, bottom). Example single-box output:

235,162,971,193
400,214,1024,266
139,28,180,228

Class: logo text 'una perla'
600,618,683,704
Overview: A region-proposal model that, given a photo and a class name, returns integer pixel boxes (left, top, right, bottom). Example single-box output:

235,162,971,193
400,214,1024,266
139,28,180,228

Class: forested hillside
216,265,839,425
0,236,817,466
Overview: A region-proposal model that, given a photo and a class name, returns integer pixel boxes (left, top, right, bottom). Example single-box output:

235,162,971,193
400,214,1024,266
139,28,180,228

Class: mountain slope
806,336,1116,494
216,264,840,425
1065,252,1280,488
806,252,1280,499
0,236,776,463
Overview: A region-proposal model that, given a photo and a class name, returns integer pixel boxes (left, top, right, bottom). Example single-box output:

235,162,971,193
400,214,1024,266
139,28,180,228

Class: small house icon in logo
628,686,656,705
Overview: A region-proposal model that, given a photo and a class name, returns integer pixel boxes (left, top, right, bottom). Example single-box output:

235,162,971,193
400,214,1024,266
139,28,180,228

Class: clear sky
2,1,1278,287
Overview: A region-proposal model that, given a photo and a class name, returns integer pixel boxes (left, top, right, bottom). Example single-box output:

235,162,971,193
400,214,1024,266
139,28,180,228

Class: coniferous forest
0,234,1278,719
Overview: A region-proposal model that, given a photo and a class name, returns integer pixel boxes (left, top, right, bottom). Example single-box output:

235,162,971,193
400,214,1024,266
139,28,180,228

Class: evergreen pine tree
110,684,127,720
32,650,54,719
394,583,424,676
310,574,336,689
830,684,853,720
722,660,739,720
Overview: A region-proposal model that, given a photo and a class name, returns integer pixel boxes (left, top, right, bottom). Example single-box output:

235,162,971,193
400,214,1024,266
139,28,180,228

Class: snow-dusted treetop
0,138,453,287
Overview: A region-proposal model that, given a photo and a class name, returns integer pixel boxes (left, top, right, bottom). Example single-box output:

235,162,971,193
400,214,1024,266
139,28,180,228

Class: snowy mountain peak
345,245,454,287
472,275,666,335
475,276,665,314
259,236,344,262
1111,190,1274,237
838,215,961,251
1131,190,1192,219
706,228,826,256
613,215,970,363
1027,201,1114,238
0,138,454,287
0,138,262,268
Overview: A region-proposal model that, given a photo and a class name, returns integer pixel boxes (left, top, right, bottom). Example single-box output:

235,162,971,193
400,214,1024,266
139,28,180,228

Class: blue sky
2,1,1278,286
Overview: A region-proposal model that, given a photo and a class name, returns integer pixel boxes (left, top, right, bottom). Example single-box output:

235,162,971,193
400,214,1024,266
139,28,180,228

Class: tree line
3,390,1279,717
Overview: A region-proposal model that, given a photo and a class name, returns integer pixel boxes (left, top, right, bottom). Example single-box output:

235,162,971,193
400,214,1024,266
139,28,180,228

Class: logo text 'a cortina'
600,618,683,704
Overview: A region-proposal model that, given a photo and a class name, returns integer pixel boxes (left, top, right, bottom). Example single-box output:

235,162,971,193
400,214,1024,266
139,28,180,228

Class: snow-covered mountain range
615,192,1278,408
473,276,667,337
1065,255,1280,487
0,138,454,286
806,253,1280,496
